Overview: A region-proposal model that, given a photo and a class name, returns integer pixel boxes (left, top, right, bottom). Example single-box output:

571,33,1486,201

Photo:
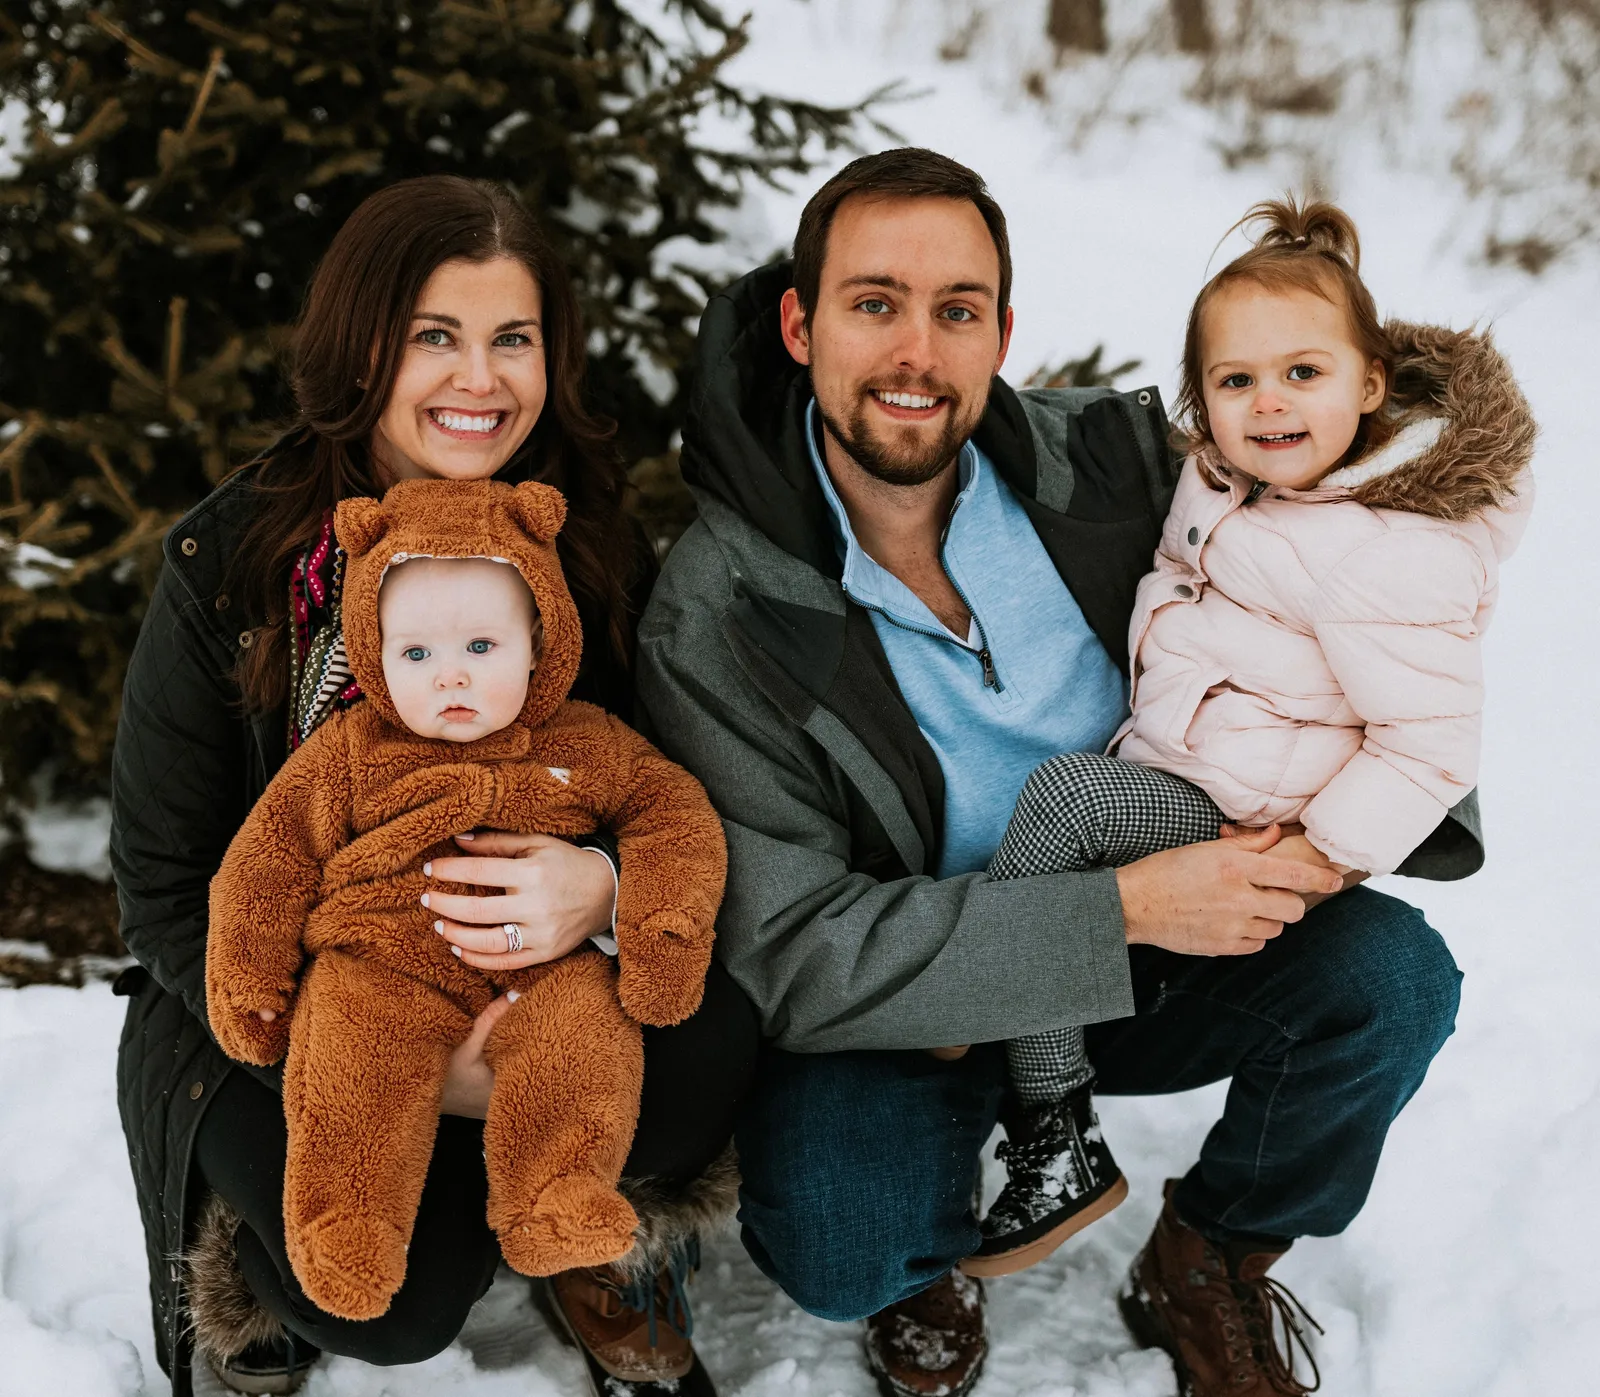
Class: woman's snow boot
186,1192,321,1394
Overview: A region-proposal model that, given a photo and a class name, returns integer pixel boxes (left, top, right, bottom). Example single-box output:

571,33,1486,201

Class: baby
963,197,1534,1277
205,478,727,1321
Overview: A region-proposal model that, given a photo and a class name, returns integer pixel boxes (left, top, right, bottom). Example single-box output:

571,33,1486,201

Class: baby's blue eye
403,646,429,662
1287,364,1320,382
466,639,494,655
1220,372,1252,390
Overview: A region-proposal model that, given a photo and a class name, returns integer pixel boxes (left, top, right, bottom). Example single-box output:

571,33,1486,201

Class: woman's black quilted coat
111,466,643,1394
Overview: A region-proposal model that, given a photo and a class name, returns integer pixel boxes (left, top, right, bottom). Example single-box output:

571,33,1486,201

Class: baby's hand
214,1002,291,1067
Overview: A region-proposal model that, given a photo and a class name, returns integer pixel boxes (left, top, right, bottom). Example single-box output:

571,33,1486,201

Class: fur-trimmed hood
1206,320,1536,522
333,478,581,732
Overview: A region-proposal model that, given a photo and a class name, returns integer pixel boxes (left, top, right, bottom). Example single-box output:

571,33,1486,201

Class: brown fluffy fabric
1351,320,1537,521
204,478,727,1322
184,1192,284,1366
614,1145,742,1281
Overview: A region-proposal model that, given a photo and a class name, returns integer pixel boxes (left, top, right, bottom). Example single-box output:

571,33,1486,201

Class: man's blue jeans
735,886,1461,1323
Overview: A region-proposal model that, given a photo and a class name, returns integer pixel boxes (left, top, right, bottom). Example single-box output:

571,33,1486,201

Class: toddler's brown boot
1119,1181,1323,1396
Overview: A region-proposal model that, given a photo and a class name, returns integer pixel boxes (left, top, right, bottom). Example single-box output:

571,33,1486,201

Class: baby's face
1200,282,1386,490
378,557,536,742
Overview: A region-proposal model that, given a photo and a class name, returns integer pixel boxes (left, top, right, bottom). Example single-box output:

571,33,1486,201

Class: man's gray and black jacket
635,260,1484,1056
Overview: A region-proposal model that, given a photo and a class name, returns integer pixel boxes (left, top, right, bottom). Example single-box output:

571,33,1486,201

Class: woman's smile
426,407,508,439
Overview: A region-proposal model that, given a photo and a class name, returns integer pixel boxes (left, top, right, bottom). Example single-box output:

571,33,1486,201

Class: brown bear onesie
205,478,727,1322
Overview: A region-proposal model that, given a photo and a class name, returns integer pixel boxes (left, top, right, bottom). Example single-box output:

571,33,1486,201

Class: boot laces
1230,1271,1324,1394
597,1236,700,1350
994,1106,1072,1181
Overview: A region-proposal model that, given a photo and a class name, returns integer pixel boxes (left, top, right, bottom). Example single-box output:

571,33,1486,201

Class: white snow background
4,2,1598,1393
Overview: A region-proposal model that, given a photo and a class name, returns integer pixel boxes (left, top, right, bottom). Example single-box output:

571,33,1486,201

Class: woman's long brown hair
228,176,637,712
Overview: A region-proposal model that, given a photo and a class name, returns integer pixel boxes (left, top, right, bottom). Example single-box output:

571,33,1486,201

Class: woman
111,176,756,1397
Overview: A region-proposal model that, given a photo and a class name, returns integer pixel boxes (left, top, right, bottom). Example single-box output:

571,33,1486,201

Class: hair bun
1237,194,1361,270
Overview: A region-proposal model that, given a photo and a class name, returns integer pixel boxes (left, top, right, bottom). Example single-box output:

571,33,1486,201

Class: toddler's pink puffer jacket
1117,323,1535,874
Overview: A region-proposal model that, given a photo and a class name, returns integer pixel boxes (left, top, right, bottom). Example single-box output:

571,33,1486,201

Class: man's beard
816,379,985,487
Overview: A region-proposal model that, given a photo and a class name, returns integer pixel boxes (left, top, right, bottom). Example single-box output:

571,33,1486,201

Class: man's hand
1115,825,1346,956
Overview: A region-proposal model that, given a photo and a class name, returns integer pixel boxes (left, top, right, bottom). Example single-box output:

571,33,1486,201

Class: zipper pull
980,647,999,690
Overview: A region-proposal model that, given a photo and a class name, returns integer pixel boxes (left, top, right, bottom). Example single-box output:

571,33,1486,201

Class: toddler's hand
1255,832,1332,869
1222,825,1362,907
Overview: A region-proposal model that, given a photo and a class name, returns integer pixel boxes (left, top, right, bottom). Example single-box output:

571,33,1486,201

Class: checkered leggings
989,752,1224,1104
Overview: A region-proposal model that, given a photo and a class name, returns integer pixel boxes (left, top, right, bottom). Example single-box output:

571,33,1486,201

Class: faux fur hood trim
611,1144,740,1281
334,478,582,732
1340,320,1535,522
184,1192,284,1364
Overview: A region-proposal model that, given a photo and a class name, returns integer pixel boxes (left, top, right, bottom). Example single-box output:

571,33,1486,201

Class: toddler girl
963,197,1534,1277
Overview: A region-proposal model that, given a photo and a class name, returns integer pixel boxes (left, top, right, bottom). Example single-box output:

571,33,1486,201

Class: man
636,148,1467,1397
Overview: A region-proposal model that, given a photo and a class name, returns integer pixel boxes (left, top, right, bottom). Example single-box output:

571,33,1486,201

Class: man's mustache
859,377,961,403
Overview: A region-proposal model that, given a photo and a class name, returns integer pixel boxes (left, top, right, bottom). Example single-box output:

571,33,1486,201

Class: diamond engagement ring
503,923,524,953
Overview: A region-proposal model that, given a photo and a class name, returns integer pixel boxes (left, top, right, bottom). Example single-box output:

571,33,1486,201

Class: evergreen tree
0,0,866,825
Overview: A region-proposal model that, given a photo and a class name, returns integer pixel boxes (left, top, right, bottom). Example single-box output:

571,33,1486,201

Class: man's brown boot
542,1238,715,1394
1119,1181,1324,1396
864,1269,987,1397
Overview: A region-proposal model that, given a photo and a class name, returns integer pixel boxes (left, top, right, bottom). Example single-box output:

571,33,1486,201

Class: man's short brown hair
791,147,1013,324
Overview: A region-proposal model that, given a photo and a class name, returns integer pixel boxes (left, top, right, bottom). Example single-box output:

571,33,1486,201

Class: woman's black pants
194,960,758,1365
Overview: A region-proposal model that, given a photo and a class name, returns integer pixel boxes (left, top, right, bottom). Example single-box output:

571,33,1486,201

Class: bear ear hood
335,478,582,732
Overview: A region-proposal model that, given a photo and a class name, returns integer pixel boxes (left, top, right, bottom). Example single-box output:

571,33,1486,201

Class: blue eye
1220,372,1252,390
493,331,533,349
466,639,494,655
416,328,451,347
403,646,429,662
858,299,890,315
1287,364,1320,382
942,306,977,323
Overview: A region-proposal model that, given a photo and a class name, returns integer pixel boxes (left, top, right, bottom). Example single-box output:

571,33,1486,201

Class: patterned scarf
287,512,363,750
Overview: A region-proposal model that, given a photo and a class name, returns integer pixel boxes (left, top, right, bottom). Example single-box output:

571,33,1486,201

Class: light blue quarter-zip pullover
807,401,1129,878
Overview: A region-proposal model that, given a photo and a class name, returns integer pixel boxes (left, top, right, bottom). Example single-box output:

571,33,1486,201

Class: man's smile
868,388,948,420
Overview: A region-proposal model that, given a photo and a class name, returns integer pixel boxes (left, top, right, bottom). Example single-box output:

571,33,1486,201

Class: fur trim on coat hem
181,1146,741,1345
612,1144,741,1281
184,1192,285,1365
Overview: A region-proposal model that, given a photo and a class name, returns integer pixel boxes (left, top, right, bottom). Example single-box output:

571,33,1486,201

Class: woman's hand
422,831,616,973
438,993,518,1119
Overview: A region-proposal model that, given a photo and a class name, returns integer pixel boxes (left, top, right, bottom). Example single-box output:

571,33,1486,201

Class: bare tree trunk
1171,0,1214,53
1048,0,1108,53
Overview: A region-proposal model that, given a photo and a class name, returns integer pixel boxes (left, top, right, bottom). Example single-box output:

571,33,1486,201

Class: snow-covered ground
5,2,1598,1393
